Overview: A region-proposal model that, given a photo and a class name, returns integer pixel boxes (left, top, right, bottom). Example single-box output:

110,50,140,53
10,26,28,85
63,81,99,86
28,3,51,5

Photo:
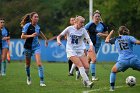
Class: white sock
79,67,89,82
69,64,76,74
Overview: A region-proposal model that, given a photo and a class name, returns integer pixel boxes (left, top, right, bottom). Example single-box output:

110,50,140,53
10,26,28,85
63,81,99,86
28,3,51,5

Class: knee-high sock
110,72,116,89
69,64,76,74
26,66,30,78
90,62,95,76
1,61,6,74
38,66,44,82
79,67,89,82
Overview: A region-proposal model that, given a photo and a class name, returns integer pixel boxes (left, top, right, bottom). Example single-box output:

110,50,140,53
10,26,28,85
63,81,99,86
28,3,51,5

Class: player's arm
39,31,48,46
21,33,37,39
105,30,114,43
135,40,140,45
57,34,62,46
57,27,69,46
97,31,108,38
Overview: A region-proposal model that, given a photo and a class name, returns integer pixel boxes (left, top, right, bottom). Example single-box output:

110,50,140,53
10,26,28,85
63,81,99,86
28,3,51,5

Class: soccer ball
126,76,136,87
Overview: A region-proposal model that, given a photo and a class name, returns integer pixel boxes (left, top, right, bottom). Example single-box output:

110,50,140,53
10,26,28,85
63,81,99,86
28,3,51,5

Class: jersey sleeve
129,36,137,44
100,22,108,32
22,23,30,34
85,22,93,30
5,27,10,36
109,37,116,44
60,26,69,36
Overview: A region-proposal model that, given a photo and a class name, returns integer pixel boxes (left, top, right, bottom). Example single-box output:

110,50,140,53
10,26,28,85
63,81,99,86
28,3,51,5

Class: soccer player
57,16,94,88
105,26,140,91
68,17,75,76
0,18,10,76
85,10,108,81
20,12,48,86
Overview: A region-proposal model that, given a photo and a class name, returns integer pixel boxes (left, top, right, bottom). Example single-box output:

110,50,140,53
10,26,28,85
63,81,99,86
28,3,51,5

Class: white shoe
109,88,115,91
87,81,94,88
1,73,6,76
27,77,31,85
82,80,87,87
40,83,46,87
92,76,99,81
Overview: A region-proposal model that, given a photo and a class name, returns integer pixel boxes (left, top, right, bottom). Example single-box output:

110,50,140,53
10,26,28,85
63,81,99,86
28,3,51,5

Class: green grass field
0,61,140,93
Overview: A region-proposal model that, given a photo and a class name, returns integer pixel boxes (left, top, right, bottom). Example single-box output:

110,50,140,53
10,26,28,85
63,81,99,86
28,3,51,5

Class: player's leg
6,50,10,63
25,57,31,85
68,59,73,74
79,55,94,88
130,57,140,71
75,66,80,80
110,60,129,91
1,48,8,76
69,63,75,76
0,52,1,75
34,48,46,87
24,49,32,85
88,46,97,81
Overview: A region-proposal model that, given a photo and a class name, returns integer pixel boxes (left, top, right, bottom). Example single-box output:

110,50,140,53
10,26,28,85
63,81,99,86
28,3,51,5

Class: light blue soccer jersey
22,22,40,50
85,22,107,53
110,35,137,60
1,27,9,48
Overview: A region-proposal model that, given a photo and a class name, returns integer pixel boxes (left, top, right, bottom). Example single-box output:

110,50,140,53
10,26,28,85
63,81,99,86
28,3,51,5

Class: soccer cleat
1,73,6,76
75,71,80,80
68,73,74,76
27,77,31,85
82,80,87,87
109,88,115,91
40,82,46,87
92,76,99,81
87,81,94,88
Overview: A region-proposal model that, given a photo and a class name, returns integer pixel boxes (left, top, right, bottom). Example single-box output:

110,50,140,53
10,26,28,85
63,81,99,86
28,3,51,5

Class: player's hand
45,40,48,47
31,32,37,37
97,33,103,37
88,46,93,52
57,41,62,46
2,37,7,40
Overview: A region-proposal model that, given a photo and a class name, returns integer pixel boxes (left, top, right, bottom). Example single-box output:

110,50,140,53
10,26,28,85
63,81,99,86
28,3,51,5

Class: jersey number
71,38,78,44
119,42,129,50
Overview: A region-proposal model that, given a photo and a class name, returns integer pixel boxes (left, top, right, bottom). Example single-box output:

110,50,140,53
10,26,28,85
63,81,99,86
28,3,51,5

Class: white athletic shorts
66,50,85,58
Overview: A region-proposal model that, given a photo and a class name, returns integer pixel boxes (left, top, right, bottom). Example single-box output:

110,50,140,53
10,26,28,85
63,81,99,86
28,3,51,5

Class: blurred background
0,0,140,39
0,0,140,62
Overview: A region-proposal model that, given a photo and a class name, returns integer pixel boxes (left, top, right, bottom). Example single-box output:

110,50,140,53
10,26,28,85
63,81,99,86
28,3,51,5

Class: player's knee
111,66,118,73
37,61,42,66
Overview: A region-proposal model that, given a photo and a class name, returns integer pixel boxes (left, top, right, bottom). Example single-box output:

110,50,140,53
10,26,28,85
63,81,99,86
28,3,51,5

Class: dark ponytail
20,13,31,27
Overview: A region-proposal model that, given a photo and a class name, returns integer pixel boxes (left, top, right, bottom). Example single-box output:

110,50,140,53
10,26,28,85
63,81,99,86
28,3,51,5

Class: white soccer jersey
60,26,92,51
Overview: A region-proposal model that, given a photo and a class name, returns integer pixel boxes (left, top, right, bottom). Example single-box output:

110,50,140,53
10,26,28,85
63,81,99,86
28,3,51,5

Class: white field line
82,84,140,93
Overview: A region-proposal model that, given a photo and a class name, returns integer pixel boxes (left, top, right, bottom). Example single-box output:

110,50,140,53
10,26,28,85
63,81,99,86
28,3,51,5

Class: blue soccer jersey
0,27,10,49
109,35,137,60
85,22,107,53
22,22,40,50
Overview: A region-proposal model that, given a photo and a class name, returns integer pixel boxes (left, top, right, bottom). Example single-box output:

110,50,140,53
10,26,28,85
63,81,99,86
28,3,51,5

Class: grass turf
0,61,140,93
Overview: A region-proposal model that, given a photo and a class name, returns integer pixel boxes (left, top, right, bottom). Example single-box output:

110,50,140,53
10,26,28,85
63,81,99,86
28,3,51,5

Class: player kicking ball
105,26,140,91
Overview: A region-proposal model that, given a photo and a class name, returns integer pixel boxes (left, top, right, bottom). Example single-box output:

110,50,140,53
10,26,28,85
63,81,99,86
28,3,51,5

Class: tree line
0,0,140,39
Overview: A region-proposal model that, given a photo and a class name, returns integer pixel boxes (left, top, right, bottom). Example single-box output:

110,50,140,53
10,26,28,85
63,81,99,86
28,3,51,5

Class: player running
105,26,140,91
0,18,10,76
20,12,48,86
85,10,108,81
57,16,94,88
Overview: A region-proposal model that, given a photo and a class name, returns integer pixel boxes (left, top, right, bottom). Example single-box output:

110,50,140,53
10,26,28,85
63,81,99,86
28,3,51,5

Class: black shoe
68,73,74,76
